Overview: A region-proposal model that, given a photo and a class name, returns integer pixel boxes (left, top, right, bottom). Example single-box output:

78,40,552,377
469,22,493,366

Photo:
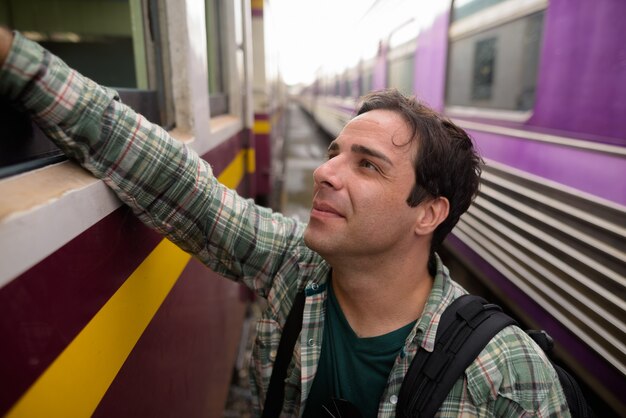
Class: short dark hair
356,89,482,254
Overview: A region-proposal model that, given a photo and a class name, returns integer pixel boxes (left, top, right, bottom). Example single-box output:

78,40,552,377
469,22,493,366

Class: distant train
298,0,625,414
0,0,285,416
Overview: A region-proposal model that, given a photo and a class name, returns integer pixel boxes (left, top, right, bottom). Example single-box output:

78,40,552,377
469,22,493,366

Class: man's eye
360,160,378,171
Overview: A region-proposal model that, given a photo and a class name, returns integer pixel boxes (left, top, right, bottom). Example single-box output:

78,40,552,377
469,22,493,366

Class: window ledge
445,105,532,123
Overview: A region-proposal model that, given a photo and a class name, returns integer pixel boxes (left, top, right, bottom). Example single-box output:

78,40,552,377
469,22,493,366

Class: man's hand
0,27,14,68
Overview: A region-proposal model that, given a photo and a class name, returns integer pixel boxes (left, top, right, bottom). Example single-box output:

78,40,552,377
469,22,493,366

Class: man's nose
313,157,343,190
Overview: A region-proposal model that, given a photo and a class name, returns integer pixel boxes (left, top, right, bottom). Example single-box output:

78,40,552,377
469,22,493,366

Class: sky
269,0,447,86
269,0,378,86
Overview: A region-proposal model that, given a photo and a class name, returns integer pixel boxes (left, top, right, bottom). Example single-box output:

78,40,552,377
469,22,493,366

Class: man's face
303,109,421,261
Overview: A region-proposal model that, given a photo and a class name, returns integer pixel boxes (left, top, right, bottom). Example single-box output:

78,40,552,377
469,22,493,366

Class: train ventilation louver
451,161,626,379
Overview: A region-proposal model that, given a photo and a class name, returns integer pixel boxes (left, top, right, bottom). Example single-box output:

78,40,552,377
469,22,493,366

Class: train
0,0,286,416
297,0,625,415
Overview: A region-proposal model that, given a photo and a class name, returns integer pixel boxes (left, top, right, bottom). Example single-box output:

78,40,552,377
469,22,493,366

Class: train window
446,0,546,111
472,37,497,101
347,77,355,98
205,0,228,116
0,0,169,178
446,0,546,113
361,66,373,95
387,40,415,97
451,0,510,22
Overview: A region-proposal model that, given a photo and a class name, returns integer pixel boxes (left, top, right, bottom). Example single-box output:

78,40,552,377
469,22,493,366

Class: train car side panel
531,0,626,141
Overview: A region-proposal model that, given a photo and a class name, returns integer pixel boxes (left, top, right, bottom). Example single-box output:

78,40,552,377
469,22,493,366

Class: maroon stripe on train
0,207,161,415
0,133,251,415
253,114,270,195
204,131,245,175
207,129,255,198
93,258,248,417
255,130,271,196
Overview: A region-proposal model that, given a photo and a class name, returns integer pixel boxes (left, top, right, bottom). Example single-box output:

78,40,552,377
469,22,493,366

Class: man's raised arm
0,29,214,256
0,29,304,296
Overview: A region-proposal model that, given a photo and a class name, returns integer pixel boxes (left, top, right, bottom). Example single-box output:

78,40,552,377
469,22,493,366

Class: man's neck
328,250,434,338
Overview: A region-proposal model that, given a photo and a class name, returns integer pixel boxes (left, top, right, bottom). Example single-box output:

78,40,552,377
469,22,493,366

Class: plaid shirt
1,33,569,417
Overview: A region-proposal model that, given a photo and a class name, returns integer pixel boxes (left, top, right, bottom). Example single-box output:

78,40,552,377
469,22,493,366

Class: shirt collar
296,247,331,296
298,248,460,352
407,253,460,352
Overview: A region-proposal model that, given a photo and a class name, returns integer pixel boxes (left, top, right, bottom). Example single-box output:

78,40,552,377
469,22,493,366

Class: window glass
472,37,496,101
388,53,414,96
446,11,544,111
206,0,228,116
361,67,373,95
1,0,146,87
0,0,162,178
451,0,509,22
345,78,354,98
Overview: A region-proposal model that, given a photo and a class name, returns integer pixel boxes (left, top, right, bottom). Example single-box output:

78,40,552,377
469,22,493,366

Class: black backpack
396,294,595,418
263,292,595,418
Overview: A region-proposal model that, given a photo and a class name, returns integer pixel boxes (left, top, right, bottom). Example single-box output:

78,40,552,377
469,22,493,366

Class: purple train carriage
298,0,625,415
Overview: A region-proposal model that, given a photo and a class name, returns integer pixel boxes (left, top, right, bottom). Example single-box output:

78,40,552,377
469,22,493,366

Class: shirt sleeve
466,326,571,417
0,32,306,298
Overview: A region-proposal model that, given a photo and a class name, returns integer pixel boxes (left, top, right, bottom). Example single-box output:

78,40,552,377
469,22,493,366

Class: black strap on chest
396,294,517,417
264,292,594,418
262,293,516,418
261,289,306,418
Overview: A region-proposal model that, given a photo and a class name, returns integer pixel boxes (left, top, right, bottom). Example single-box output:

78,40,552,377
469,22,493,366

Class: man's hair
356,89,482,254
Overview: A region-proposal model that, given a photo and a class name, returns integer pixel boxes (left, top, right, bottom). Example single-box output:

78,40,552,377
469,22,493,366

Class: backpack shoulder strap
261,289,306,418
396,294,517,418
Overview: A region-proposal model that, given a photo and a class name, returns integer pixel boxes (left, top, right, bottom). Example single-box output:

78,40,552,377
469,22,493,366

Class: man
0,29,569,417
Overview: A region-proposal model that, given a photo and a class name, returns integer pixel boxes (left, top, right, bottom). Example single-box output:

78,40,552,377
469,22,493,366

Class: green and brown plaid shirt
0,33,569,417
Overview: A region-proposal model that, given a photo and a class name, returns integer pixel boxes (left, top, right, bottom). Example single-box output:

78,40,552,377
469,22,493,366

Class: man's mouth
311,200,344,218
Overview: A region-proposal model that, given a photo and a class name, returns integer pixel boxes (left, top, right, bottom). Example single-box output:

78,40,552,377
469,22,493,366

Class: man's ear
414,197,450,236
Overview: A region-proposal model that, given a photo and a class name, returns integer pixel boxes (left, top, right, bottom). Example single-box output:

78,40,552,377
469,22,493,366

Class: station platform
279,102,330,220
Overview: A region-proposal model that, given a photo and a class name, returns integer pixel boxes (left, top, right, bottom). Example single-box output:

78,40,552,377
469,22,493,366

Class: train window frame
360,57,376,96
451,0,511,23
164,0,253,156
0,0,173,179
205,0,229,117
222,0,250,122
444,0,547,122
342,75,350,98
386,38,416,97
345,67,359,99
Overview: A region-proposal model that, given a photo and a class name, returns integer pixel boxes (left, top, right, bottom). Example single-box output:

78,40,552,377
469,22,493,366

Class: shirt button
270,349,277,360
389,395,398,405
311,282,319,290
308,338,316,347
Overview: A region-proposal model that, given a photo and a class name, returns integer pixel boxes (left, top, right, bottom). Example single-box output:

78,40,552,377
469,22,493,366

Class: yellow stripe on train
7,151,251,417
219,149,256,189
7,239,191,418
253,119,271,135
251,0,263,11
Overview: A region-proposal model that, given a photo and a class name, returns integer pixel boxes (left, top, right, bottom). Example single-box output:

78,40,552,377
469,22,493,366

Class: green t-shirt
303,283,416,418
